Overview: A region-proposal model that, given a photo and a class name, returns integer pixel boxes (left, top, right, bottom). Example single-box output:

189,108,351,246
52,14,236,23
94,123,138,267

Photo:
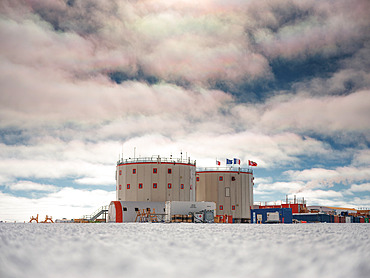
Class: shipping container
329,214,334,223
334,215,339,223
251,208,292,224
340,216,346,223
164,201,216,223
293,213,332,223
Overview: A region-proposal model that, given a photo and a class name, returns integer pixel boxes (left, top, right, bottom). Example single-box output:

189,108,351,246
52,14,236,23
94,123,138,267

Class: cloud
0,158,115,186
284,166,370,190
1,0,368,89
258,90,370,135
352,149,370,167
346,183,370,193
6,181,58,192
252,0,370,59
293,190,347,207
255,181,305,194
0,0,272,86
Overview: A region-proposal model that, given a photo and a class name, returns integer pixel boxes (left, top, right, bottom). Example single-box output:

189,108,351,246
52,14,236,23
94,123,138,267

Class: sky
0,0,369,222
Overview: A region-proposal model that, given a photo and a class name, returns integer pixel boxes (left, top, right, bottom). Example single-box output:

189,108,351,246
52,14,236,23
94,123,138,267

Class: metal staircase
82,205,108,222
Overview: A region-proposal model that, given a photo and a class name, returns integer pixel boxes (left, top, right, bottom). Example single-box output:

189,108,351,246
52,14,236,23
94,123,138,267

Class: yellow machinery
29,214,39,223
29,214,54,223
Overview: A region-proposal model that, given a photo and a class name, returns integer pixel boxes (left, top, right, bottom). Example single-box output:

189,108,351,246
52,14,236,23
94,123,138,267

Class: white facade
108,200,216,223
164,201,216,222
107,201,166,223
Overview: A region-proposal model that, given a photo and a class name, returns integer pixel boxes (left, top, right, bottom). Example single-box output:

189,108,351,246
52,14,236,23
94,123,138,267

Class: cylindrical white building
116,156,196,202
195,168,254,223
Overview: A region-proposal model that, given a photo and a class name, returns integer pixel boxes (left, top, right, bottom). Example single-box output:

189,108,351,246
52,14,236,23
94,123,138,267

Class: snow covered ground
0,223,369,278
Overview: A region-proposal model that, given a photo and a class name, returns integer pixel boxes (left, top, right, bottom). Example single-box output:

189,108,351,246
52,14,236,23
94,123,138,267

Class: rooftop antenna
180,150,182,161
122,143,124,161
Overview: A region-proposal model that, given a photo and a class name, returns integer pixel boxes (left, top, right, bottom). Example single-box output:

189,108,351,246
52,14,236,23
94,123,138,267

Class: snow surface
0,223,369,278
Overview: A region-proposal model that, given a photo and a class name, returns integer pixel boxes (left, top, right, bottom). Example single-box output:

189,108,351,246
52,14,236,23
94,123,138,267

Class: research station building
116,156,196,202
196,168,254,222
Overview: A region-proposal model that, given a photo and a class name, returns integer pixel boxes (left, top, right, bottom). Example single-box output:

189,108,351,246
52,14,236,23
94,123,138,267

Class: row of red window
118,183,192,190
119,168,172,175
119,171,230,183
219,205,236,211
196,177,225,181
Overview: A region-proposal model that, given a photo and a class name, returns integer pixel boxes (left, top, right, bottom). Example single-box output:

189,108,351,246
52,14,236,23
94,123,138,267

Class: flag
216,160,221,166
234,158,240,164
248,160,257,166
226,159,233,164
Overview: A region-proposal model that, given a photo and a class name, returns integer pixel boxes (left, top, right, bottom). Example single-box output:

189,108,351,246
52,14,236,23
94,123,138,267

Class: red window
139,183,143,189
219,176,223,181
153,168,157,174
168,183,172,189
127,184,130,189
219,205,223,210
232,205,236,210
181,184,184,189
153,183,157,189
132,169,136,174
119,170,122,175
119,184,121,190
168,168,172,174
196,177,200,182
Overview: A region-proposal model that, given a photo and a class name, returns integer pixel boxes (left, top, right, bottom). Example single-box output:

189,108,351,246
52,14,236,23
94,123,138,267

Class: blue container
318,213,331,223
293,213,333,223
293,213,320,223
329,214,334,223
251,208,292,224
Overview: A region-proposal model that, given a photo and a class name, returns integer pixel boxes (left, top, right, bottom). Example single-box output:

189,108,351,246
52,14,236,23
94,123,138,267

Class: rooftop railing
196,167,253,174
117,156,196,166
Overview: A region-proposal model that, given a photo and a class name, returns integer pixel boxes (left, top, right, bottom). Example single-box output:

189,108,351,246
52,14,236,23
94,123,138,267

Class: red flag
216,160,221,166
248,160,257,166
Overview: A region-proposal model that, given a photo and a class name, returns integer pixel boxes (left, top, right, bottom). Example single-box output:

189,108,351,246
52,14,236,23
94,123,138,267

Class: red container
228,215,233,223
360,217,365,223
334,215,339,223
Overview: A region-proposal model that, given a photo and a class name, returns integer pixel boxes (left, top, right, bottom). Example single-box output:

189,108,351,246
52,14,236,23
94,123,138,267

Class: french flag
234,158,241,164
216,160,221,166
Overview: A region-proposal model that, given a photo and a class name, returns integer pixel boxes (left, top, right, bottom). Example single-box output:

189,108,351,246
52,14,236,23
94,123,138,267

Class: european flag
226,159,233,164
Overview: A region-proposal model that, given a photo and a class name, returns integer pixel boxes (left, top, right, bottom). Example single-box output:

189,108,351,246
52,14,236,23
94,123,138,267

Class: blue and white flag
234,158,241,164
226,159,233,164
